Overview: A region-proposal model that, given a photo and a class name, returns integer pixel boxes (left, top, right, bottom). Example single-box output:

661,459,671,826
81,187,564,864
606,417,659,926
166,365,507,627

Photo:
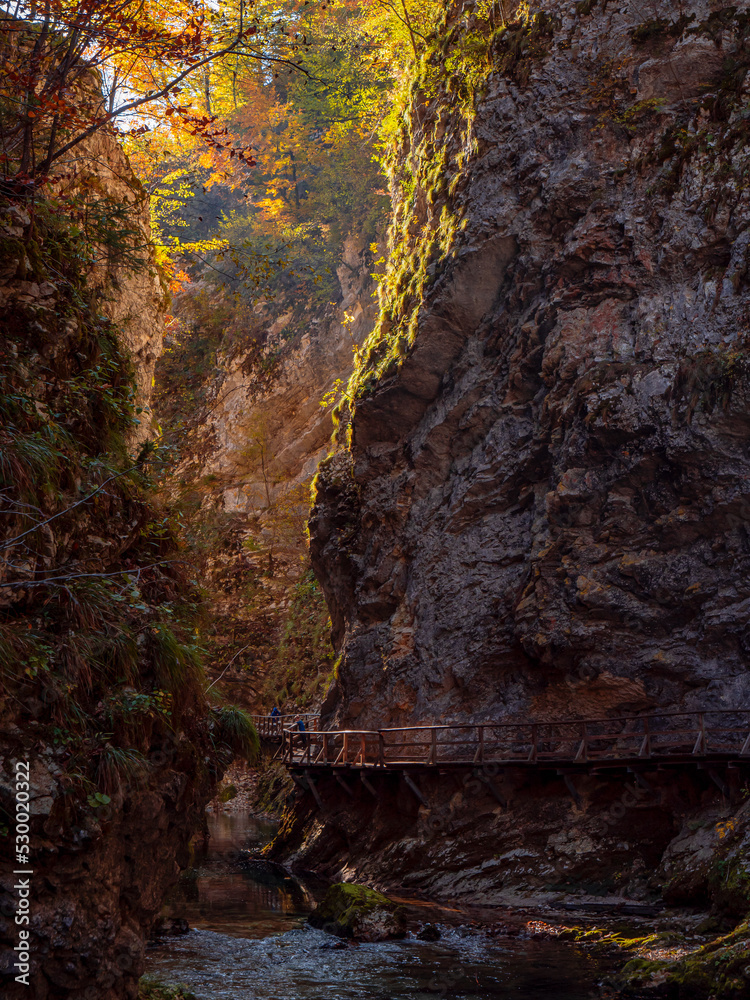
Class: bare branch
36,31,259,175
0,559,188,589
206,642,253,691
0,465,140,551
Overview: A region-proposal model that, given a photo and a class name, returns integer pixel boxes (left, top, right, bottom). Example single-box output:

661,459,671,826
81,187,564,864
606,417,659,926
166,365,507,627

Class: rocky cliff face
289,0,750,909
0,748,214,1000
0,107,165,445
0,120,228,998
312,0,750,730
72,127,166,439
156,235,377,710
198,234,375,512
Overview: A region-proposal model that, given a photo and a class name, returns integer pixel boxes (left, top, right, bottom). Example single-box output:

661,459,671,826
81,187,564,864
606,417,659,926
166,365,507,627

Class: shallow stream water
145,814,606,999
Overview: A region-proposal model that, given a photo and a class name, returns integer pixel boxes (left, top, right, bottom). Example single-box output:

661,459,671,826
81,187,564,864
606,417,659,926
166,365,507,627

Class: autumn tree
0,0,271,184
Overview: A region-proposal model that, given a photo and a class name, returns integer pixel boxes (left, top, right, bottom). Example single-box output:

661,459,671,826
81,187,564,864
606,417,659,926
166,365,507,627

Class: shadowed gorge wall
154,235,378,711
0,121,243,998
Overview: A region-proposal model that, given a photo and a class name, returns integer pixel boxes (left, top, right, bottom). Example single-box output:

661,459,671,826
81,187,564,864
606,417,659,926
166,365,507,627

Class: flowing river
145,814,607,999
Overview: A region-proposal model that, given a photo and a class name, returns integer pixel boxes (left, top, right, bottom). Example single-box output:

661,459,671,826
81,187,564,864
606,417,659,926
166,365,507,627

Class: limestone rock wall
0,126,164,443
201,234,375,514
60,125,166,439
0,746,215,1000
311,0,750,731
275,0,750,911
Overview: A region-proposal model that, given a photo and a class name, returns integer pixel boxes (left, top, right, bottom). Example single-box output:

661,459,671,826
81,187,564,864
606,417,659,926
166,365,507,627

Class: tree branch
0,465,140,551
0,559,188,589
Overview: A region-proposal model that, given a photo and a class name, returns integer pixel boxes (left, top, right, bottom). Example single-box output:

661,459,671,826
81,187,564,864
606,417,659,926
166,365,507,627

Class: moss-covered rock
139,977,197,1000
608,921,750,998
308,882,407,941
657,805,750,921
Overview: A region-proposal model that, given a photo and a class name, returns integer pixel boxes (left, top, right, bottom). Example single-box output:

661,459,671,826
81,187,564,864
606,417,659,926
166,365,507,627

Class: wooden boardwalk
249,713,319,741
279,710,750,774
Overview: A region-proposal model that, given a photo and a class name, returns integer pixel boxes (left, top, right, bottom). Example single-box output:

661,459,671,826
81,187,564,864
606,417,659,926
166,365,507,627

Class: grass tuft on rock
212,705,260,763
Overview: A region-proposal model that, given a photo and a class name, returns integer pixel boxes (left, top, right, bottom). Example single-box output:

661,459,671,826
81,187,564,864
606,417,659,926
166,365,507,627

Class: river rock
150,916,191,938
308,883,407,941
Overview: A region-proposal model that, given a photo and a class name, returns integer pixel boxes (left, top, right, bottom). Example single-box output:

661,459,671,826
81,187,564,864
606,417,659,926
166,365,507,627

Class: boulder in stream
150,916,190,939
308,883,407,941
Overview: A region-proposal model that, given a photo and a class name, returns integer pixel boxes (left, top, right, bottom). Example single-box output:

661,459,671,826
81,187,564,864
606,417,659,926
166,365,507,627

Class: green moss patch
318,4,562,450
139,978,197,1000
605,921,750,998
308,882,407,941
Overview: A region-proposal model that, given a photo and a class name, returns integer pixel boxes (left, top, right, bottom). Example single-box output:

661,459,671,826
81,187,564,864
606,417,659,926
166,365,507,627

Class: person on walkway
270,706,280,718
297,717,307,749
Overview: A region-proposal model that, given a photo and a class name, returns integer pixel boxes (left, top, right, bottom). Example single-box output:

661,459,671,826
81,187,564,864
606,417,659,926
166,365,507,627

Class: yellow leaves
717,818,737,840
206,167,229,188
320,379,345,409
169,271,190,294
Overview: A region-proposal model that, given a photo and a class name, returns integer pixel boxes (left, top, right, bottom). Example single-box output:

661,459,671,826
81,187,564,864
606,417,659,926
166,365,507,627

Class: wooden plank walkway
249,713,319,741
280,710,750,773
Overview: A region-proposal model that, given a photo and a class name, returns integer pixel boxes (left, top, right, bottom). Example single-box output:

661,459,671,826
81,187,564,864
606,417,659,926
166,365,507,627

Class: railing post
528,724,538,763
343,732,349,765
430,727,437,765
575,721,588,762
693,713,706,755
474,726,484,764
361,734,367,766
639,716,651,758
324,732,330,763
378,732,385,767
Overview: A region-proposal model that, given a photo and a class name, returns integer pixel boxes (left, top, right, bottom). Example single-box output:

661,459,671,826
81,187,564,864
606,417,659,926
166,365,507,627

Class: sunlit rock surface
311,0,750,730
297,0,750,908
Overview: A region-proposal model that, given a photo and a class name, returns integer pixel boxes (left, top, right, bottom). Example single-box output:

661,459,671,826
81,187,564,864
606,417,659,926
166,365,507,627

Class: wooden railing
250,713,319,740
281,711,750,769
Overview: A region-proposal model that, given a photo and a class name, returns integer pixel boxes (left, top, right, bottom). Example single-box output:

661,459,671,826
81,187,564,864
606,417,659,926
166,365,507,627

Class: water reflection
146,813,604,999
157,813,325,938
